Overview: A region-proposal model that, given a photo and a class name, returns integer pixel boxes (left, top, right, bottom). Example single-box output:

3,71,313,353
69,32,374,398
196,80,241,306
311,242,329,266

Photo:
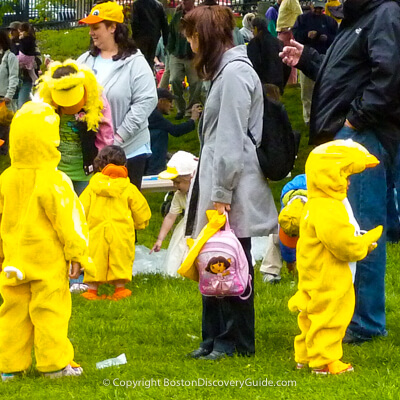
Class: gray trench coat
186,45,278,239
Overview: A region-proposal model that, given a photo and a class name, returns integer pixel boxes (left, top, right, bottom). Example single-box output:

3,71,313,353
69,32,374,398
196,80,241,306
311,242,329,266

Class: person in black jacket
131,0,169,70
292,0,338,124
146,88,201,175
247,16,290,95
280,0,400,344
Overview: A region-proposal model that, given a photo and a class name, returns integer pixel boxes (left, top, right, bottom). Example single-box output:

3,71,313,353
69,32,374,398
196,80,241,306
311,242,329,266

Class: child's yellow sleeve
313,199,382,262
128,184,151,230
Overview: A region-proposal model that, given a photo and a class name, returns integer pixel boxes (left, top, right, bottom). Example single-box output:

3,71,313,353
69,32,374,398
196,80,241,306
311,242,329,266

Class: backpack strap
222,211,231,231
239,275,253,300
209,58,253,94
209,58,260,148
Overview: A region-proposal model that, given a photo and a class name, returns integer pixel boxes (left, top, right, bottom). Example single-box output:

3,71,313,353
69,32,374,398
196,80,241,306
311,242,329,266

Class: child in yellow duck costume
0,102,94,380
79,145,151,300
289,140,383,375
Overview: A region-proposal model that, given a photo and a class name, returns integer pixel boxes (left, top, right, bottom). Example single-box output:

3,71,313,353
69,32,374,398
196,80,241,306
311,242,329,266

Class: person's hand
319,34,327,42
344,119,356,130
3,97,11,105
190,103,202,121
69,261,81,279
308,30,318,39
150,239,163,254
213,202,231,215
279,39,304,67
368,242,378,254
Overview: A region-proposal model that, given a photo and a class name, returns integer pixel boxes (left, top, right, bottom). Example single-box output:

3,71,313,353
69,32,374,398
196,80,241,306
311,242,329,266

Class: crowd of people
0,0,400,382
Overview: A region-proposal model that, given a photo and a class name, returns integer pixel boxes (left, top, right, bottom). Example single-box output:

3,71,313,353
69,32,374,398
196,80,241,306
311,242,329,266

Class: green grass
2,29,399,399
37,27,91,61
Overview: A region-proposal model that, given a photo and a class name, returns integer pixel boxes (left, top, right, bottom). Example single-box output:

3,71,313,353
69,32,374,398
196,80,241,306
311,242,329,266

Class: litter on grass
96,353,127,369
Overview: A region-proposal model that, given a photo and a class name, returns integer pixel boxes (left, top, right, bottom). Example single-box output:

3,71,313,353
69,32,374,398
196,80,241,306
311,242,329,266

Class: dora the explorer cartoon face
205,256,231,275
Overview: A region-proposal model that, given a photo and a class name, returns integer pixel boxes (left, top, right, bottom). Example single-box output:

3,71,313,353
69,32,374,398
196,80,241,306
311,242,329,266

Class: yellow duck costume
289,140,383,374
79,164,151,284
0,102,93,375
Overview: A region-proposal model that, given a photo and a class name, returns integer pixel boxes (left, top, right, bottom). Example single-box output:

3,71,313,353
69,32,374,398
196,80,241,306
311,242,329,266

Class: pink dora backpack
195,215,252,299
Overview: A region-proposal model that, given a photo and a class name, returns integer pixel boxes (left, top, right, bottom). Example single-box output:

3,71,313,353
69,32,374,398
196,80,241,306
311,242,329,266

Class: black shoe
175,111,184,120
199,350,231,360
187,347,211,359
342,331,369,345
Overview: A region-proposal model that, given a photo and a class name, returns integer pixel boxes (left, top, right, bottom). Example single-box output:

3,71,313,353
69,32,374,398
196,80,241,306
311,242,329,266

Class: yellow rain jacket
79,165,151,283
0,102,93,374
289,140,383,368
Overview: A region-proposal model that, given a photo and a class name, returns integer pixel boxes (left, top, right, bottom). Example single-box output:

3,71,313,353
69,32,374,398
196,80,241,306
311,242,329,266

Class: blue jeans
386,143,400,242
17,80,33,109
335,127,389,339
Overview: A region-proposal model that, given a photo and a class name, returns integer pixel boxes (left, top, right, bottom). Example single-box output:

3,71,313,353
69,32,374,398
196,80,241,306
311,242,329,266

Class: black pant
200,237,255,355
133,36,158,71
126,154,148,190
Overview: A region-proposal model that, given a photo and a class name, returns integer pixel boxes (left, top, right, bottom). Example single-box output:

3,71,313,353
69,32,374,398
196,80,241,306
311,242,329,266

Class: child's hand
190,104,202,121
69,261,81,279
150,239,163,254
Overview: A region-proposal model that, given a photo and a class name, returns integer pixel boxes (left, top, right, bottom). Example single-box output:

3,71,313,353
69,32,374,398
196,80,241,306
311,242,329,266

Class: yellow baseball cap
79,2,124,25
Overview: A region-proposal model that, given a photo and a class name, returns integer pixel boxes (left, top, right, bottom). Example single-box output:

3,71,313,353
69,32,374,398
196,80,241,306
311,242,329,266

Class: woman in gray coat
182,6,278,360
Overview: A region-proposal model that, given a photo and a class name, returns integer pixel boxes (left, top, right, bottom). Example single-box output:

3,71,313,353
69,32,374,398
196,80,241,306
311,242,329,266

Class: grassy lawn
1,28,399,399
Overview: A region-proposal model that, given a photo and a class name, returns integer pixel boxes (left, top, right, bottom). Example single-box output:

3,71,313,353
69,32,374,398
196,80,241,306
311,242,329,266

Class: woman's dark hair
19,22,36,38
251,16,268,34
94,145,127,172
0,29,12,52
89,21,137,61
181,6,235,80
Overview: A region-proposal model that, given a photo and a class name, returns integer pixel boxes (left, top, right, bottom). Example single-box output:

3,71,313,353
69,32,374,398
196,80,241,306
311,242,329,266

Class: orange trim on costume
279,227,299,248
101,164,128,179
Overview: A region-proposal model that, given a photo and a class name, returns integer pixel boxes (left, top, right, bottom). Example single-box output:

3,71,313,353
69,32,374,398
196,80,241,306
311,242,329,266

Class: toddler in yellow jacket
289,140,383,375
80,145,151,301
0,102,93,381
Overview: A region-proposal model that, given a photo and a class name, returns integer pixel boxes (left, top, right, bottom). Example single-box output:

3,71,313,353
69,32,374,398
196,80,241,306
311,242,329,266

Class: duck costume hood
305,139,379,201
288,139,383,370
0,101,95,283
36,59,104,131
10,101,61,169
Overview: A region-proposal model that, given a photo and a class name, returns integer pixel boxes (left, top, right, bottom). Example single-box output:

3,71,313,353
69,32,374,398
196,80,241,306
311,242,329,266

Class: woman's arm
5,52,19,101
211,62,255,206
116,57,157,142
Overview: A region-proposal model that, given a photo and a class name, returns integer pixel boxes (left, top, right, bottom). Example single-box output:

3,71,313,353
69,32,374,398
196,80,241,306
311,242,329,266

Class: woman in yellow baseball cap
77,1,157,190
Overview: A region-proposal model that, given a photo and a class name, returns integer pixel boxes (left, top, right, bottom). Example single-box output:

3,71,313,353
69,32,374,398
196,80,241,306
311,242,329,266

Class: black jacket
292,11,338,55
247,30,290,93
131,0,169,46
297,0,400,157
